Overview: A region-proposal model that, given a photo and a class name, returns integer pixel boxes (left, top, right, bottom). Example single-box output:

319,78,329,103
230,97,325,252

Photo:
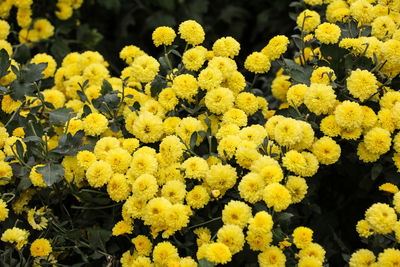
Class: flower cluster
0,0,400,266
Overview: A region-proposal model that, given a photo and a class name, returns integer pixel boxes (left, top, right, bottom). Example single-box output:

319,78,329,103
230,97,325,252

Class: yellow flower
293,227,313,249
0,199,8,221
208,56,237,79
244,52,271,73
83,113,108,136
347,69,378,102
33,19,54,40
312,137,341,165
364,127,391,155
315,23,341,44
132,111,164,143
172,74,198,100
1,94,22,114
112,220,133,236
372,15,396,40
161,180,186,204
263,183,292,212
356,219,373,238
27,207,48,230
119,45,145,65
357,141,380,163
182,46,207,71
365,203,397,234
271,75,291,102
394,192,400,213
296,9,321,33
334,101,364,130
0,160,12,186
274,117,303,147
222,200,252,228
349,249,376,267
206,242,232,265
238,172,265,203
262,35,290,60
178,20,205,46
182,156,209,180
132,235,152,256
222,108,248,127
107,173,130,202
212,36,240,58
236,92,259,115
377,248,400,266
152,241,179,266
152,26,176,47
286,176,308,203
326,0,350,23
282,150,307,175
246,229,273,251
132,55,160,83
30,238,52,257
304,83,337,115
1,227,29,250
287,84,308,107
0,19,9,39
186,185,210,209
349,0,375,25
310,67,336,85
298,256,323,267
258,246,286,267
30,53,57,79
217,224,245,255
86,160,113,188
205,163,237,192
42,89,65,109
197,67,223,91
131,174,158,201
76,150,96,170
320,115,341,137
55,2,73,20
298,243,326,263
379,183,399,194
29,165,47,187
205,87,234,114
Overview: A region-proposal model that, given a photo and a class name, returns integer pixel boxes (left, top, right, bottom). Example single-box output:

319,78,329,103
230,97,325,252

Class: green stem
248,74,258,91
71,203,122,210
164,45,173,70
188,217,221,229
4,101,26,128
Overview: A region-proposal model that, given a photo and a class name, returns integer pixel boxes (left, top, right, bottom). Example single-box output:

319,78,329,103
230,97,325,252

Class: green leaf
13,44,31,63
0,49,10,78
157,0,175,11
97,0,121,11
23,136,43,143
49,107,75,125
87,227,111,250
10,80,35,100
14,140,24,159
198,258,214,267
17,174,31,191
37,163,65,186
50,38,70,63
21,63,47,83
101,79,113,95
77,24,103,49
150,76,164,97
371,163,383,180
190,132,198,149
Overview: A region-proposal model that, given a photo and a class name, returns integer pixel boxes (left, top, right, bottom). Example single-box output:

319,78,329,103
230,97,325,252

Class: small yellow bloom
379,183,399,194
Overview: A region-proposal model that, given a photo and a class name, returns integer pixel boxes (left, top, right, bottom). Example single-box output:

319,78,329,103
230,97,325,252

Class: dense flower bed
0,0,400,266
